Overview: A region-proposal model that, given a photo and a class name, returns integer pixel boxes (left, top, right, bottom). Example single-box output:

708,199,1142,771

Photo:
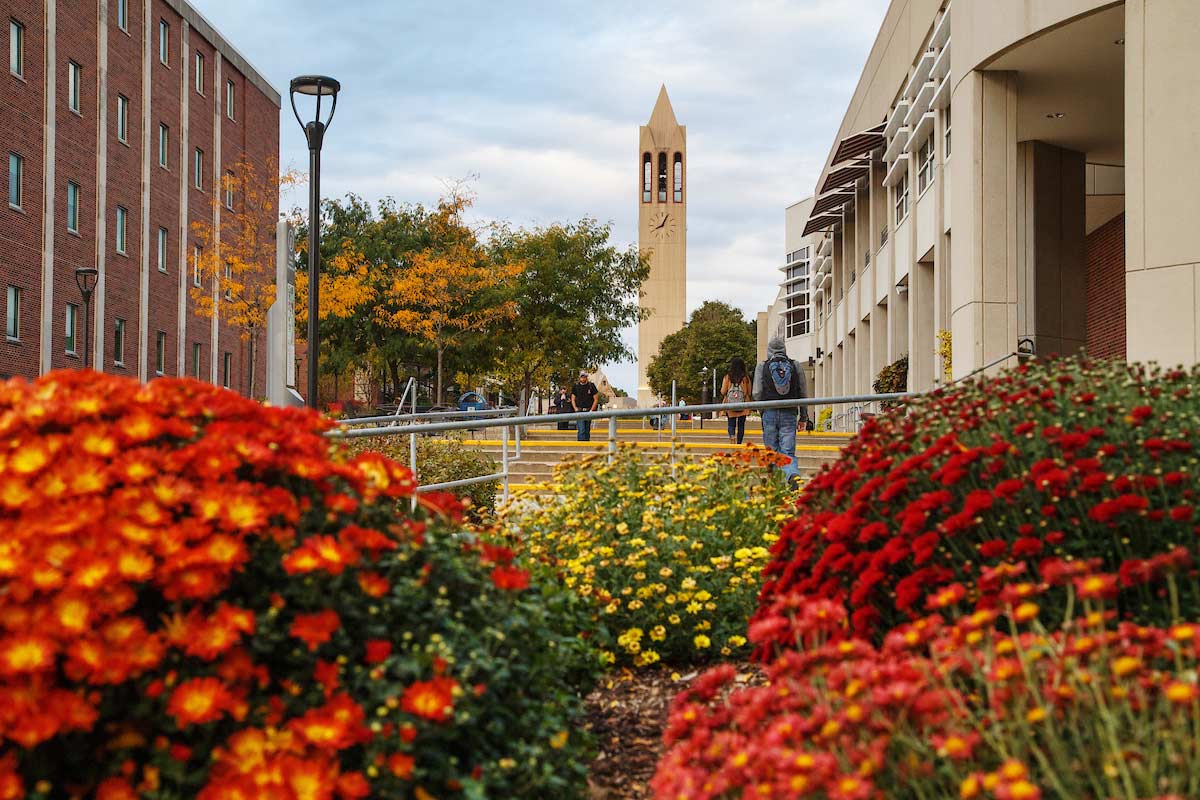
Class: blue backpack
764,355,797,399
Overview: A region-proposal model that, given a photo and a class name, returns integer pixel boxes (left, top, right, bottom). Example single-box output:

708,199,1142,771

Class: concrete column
1015,141,1086,357
1125,0,1200,365
949,70,1019,378
39,0,57,373
910,260,936,390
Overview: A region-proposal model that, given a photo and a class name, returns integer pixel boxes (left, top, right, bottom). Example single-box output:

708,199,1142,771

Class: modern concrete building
799,0,1200,407
765,197,819,361
1,0,280,393
637,85,687,406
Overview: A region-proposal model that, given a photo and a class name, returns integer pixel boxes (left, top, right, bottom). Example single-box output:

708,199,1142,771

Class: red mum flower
490,565,530,591
400,677,459,723
290,610,341,651
364,640,392,665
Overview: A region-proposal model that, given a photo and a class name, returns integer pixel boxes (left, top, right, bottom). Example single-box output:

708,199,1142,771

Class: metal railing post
501,424,510,503
607,416,617,464
670,381,677,470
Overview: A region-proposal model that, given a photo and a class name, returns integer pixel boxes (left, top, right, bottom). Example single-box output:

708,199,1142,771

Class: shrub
872,353,908,395
655,558,1200,800
0,371,598,799
341,433,499,521
505,446,792,668
755,357,1200,649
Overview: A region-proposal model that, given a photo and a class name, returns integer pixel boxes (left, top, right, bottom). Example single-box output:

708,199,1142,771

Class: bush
755,357,1200,649
654,558,1200,800
341,434,499,521
505,446,792,668
0,371,598,799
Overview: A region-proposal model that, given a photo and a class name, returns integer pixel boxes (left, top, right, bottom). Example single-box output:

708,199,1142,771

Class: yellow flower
693,634,711,649
650,625,666,641
549,730,569,749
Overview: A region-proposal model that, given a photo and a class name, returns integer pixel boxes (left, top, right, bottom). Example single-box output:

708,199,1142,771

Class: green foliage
504,447,793,668
873,353,909,396
646,301,757,402
339,433,500,521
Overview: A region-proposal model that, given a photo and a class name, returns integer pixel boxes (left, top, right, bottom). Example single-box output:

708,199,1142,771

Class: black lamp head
74,266,99,297
289,75,341,146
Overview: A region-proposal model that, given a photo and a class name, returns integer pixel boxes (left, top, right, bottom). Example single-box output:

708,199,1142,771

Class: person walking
721,357,752,444
753,336,807,483
571,371,599,441
554,387,571,431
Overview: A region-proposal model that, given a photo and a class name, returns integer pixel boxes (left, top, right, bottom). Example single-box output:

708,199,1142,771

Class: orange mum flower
290,610,341,652
400,677,458,723
0,634,57,676
356,571,390,598
166,677,234,727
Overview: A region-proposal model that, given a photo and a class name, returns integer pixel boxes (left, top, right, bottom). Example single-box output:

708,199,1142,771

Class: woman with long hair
721,356,752,444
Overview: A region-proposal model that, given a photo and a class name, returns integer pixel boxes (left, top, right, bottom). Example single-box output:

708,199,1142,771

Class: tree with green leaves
646,301,757,403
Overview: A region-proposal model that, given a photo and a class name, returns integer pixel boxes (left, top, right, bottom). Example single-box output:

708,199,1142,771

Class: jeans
762,408,799,478
577,418,592,441
726,415,746,443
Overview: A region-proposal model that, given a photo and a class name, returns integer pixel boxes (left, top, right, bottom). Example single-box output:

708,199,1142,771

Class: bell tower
637,85,687,406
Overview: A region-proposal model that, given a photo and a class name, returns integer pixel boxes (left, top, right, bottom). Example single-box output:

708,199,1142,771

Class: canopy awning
819,164,869,194
810,190,855,217
830,123,885,165
802,214,841,237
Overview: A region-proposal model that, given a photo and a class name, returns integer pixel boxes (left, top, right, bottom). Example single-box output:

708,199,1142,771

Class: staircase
453,419,853,495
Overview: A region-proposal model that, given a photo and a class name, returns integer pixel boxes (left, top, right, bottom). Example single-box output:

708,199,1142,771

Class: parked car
458,392,491,412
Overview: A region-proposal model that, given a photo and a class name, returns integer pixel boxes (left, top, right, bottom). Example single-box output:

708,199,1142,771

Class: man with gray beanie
753,335,807,482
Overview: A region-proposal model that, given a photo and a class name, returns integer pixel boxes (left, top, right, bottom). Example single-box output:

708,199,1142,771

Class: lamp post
74,267,98,368
289,74,341,409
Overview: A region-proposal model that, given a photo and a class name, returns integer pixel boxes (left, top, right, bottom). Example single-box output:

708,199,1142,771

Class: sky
195,0,890,396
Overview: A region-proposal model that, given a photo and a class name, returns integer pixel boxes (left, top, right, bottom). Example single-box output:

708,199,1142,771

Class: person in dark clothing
753,336,808,484
721,356,752,444
571,371,599,441
554,388,571,430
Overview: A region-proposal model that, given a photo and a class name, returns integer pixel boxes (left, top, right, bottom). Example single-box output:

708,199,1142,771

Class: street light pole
74,267,98,368
290,75,341,409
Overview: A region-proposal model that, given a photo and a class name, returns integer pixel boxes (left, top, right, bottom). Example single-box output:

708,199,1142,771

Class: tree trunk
387,359,401,403
435,345,444,406
247,331,257,399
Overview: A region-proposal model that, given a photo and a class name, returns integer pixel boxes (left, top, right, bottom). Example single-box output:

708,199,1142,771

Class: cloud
195,0,890,397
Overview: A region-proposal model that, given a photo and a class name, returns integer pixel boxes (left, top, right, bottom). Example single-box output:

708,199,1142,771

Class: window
113,318,125,366
223,260,232,300
917,137,934,194
191,342,201,377
193,147,203,189
66,182,79,232
155,331,166,374
226,79,234,119
7,153,20,208
5,286,19,340
657,152,667,202
192,245,202,287
641,153,651,203
224,171,234,209
116,0,128,31
65,303,78,355
157,227,168,272
158,20,169,64
944,103,952,159
158,124,168,167
116,94,128,142
895,171,909,225
9,19,23,77
115,206,127,254
194,51,204,94
68,61,81,112
673,153,683,202
222,351,231,388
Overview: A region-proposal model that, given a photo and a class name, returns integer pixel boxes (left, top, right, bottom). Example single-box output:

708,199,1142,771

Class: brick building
2,0,280,394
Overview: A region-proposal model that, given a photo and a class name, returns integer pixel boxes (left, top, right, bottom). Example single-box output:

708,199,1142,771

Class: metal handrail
341,406,519,426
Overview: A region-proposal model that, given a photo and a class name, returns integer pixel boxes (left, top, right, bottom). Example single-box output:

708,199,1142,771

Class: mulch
584,664,763,799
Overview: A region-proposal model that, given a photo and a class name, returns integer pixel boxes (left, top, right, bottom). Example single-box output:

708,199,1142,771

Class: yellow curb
459,439,842,452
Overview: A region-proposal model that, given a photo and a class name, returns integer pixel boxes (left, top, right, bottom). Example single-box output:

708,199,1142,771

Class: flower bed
505,446,792,668
0,371,598,798
754,358,1200,649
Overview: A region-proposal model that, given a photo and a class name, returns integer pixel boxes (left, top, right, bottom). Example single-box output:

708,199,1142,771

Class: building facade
765,198,819,361
637,85,687,407
2,0,280,394
799,0,1200,408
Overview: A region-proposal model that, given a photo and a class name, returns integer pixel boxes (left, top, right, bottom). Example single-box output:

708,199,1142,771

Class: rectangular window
113,318,125,366
116,94,129,142
66,181,79,232
194,51,203,94
68,61,82,113
9,19,23,77
917,137,934,194
895,172,909,225
226,79,234,119
191,342,201,377
944,104,952,159
158,124,168,167
223,260,232,300
158,20,169,64
192,245,202,287
115,206,127,253
5,286,19,340
7,153,20,208
155,331,166,374
222,351,231,388
116,0,128,31
193,148,202,189
157,227,167,272
65,303,78,355
224,172,233,209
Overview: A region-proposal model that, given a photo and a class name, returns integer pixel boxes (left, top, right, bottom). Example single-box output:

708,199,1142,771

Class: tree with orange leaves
189,156,299,396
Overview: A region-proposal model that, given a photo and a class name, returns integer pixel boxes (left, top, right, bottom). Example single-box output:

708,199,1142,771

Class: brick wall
1085,213,1126,360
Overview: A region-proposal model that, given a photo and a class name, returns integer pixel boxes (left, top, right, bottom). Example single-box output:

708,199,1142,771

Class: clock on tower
637,86,687,406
